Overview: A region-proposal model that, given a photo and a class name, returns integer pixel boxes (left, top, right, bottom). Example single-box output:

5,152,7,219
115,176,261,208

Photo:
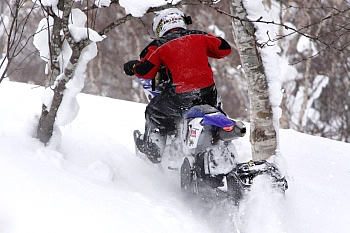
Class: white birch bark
229,0,277,160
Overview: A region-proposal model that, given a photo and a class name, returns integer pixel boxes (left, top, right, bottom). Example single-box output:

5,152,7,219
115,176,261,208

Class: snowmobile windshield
183,104,218,118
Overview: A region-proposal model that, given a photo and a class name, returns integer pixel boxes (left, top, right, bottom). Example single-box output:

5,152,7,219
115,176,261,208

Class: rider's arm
134,43,161,80
205,34,232,59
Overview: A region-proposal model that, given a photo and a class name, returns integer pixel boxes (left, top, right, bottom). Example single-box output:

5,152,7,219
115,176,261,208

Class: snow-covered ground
1,80,349,233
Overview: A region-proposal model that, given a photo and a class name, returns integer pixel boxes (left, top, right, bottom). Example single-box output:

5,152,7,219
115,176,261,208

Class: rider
123,8,232,163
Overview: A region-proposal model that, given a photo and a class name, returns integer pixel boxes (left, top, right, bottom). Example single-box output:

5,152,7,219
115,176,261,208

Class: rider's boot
134,127,165,164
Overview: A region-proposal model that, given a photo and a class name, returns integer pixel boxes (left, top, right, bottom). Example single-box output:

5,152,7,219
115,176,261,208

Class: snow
56,42,98,126
1,80,350,233
5,1,349,232
119,0,182,17
244,0,283,107
208,25,226,38
297,35,318,56
33,17,53,62
94,0,111,8
68,8,105,43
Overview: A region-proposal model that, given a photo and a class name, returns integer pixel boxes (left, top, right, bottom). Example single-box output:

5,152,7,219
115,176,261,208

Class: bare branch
0,0,40,83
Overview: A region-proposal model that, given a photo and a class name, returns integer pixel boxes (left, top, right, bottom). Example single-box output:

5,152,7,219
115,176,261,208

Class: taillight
222,125,234,132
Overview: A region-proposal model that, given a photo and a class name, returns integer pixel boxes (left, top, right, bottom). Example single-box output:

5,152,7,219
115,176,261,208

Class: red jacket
134,28,231,93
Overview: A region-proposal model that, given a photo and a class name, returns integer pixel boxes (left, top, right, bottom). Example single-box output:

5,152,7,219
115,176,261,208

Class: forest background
1,0,349,142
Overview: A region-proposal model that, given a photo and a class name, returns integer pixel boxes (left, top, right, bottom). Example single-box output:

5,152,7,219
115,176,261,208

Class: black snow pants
145,84,218,135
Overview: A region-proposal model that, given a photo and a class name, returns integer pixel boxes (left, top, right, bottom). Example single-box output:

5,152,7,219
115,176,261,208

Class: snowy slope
0,81,349,233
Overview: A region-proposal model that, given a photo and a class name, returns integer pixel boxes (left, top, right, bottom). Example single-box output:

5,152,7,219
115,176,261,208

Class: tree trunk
37,0,84,144
297,41,312,131
0,1,8,55
229,0,277,160
0,1,16,82
37,79,67,144
36,0,64,144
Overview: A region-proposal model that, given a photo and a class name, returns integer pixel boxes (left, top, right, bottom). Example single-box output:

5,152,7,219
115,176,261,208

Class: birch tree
229,0,279,160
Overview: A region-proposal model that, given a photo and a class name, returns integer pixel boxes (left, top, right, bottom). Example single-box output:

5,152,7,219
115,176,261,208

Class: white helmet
153,8,187,37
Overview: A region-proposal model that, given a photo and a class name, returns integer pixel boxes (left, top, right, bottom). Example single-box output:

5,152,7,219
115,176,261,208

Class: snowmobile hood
201,112,234,127
183,105,218,118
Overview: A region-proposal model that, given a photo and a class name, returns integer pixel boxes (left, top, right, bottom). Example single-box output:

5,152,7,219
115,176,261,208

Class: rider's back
135,28,231,93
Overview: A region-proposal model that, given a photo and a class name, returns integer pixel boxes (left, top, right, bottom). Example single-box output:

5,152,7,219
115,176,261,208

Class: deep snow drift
0,81,349,233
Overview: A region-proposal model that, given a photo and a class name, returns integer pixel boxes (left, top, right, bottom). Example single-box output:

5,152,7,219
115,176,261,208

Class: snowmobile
134,73,288,204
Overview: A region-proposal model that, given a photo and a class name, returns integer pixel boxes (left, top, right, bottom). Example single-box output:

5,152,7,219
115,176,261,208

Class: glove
123,60,139,76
